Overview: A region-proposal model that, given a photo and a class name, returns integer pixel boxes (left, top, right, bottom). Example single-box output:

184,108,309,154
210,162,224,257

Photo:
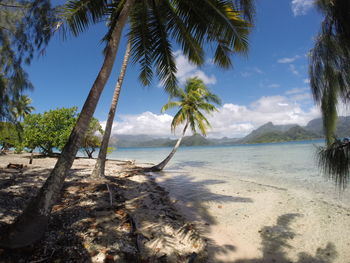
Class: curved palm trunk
147,122,189,172
0,0,134,249
92,41,131,177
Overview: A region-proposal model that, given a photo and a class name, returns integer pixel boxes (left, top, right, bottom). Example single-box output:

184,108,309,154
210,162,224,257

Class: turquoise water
107,140,350,205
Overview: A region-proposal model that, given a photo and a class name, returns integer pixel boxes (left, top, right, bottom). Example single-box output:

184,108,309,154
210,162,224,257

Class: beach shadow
0,166,136,262
0,167,52,223
145,172,252,261
168,160,210,169
231,213,338,263
155,173,252,225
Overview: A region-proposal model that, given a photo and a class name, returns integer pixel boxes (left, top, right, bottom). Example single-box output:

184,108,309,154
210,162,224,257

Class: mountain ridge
108,116,350,147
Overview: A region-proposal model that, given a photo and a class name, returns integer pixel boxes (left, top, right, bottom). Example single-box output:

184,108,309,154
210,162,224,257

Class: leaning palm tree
92,41,131,177
92,0,254,178
0,0,254,248
146,77,221,172
309,0,350,189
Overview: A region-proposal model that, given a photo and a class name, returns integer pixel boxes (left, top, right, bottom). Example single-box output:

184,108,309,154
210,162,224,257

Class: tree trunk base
142,166,162,172
0,213,48,249
91,159,105,178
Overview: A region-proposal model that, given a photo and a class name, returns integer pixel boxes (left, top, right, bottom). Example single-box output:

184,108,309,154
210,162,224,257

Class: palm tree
146,77,221,171
92,0,255,178
0,0,254,248
9,95,35,142
309,0,350,188
10,95,35,122
92,41,131,177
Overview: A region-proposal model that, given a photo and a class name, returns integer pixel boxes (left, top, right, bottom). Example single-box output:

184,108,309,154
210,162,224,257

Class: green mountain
239,122,297,143
305,116,350,138
109,134,212,148
240,123,320,144
108,116,350,147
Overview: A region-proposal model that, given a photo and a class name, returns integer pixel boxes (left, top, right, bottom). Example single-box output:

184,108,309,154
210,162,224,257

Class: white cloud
289,64,299,75
253,67,263,74
106,95,320,138
303,78,310,84
173,51,216,85
285,88,312,102
241,67,263,78
277,55,300,64
291,93,312,101
241,71,251,78
106,112,174,137
285,87,309,95
291,0,315,16
268,83,280,89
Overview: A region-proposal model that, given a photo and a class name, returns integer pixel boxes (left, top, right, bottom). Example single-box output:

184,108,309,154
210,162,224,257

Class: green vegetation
148,77,221,171
0,95,35,153
22,107,78,155
17,107,103,157
81,117,103,158
0,122,19,151
0,0,56,120
244,126,319,144
240,123,320,144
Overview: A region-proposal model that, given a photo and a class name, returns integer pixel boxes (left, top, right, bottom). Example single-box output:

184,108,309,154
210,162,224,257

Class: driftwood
6,163,24,170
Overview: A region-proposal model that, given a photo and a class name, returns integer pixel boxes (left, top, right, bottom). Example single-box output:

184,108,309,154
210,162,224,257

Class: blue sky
26,0,326,138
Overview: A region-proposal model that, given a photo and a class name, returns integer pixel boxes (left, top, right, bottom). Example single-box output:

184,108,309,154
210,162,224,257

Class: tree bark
92,41,131,177
146,122,189,172
0,0,134,249
29,149,33,164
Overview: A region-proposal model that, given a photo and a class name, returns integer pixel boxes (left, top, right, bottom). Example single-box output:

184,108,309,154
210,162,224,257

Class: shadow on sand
0,160,339,263
151,169,338,263
233,213,337,263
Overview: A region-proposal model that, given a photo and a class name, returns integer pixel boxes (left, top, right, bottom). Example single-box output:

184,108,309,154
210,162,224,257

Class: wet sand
154,169,350,263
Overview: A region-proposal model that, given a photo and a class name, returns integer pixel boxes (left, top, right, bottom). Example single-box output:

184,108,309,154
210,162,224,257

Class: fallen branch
105,183,113,207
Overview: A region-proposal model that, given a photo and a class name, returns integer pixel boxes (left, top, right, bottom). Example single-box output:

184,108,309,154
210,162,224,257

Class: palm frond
59,0,110,37
163,0,204,65
234,0,255,22
171,109,186,133
129,0,154,86
149,0,178,94
162,77,220,136
317,139,350,190
161,101,181,112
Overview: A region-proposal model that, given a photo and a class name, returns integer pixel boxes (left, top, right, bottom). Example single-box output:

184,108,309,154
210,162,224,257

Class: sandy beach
1,152,350,263
0,152,205,262
155,169,350,263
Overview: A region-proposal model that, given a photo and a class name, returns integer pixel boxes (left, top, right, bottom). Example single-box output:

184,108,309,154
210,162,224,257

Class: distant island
109,116,350,147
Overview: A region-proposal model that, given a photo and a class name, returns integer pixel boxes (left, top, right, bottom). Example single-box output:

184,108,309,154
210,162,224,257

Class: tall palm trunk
147,121,189,172
0,0,135,249
92,41,131,177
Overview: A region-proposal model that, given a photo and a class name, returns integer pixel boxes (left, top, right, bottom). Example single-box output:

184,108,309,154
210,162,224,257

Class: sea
106,140,350,207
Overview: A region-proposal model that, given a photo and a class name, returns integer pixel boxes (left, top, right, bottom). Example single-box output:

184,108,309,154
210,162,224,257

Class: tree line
0,105,104,158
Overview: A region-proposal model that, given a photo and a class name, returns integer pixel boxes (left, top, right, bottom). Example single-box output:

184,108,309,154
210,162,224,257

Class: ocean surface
106,140,350,207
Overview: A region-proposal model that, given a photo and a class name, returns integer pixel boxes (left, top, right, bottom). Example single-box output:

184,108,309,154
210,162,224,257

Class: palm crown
60,0,253,94
162,77,221,136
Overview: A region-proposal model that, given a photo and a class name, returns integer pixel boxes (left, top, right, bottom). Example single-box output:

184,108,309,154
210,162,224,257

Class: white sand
155,172,350,263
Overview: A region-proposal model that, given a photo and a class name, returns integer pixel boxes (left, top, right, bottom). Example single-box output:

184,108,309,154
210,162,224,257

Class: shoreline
1,151,350,262
0,152,206,262
154,165,350,263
